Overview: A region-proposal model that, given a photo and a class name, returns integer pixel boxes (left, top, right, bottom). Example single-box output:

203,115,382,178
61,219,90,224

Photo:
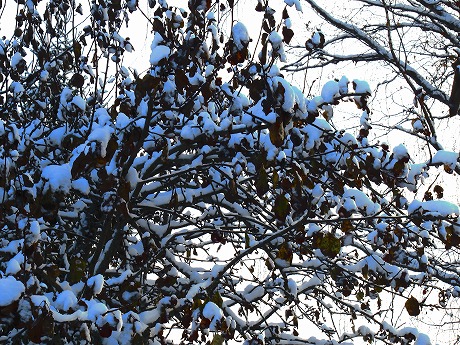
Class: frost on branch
0,1,460,345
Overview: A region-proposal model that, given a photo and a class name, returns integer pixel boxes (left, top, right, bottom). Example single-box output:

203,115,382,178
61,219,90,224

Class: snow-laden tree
1,0,460,344
285,0,460,163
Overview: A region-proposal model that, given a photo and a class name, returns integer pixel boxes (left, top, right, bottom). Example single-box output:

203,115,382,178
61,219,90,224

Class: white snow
342,198,357,212
431,150,459,168
51,309,83,322
42,164,72,193
71,95,86,111
244,285,265,302
342,188,380,215
393,144,409,160
94,108,111,126
406,163,427,191
150,45,170,65
287,278,298,298
54,290,78,311
321,80,339,103
408,199,460,217
358,325,375,338
415,333,431,345
40,70,49,81
312,32,321,45
307,96,323,113
28,221,41,244
72,178,90,194
269,31,286,62
312,184,323,198
48,126,66,146
126,166,139,188
338,76,349,94
106,270,133,286
284,0,302,11
232,22,249,50
0,239,24,254
205,64,214,77
0,276,25,306
116,112,131,129
11,52,23,69
31,295,50,307
87,126,113,157
292,85,307,113
180,124,201,140
272,77,295,111
86,300,109,322
360,111,370,128
10,82,24,97
202,301,223,330
6,253,23,275
353,79,371,94
87,274,104,295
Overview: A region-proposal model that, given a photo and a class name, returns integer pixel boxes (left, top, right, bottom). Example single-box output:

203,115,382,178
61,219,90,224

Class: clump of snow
116,112,131,129
360,111,371,129
31,295,50,308
338,76,349,94
28,221,41,244
312,184,323,198
321,80,339,103
415,333,431,345
87,274,104,295
94,107,112,126
48,126,66,146
11,52,24,69
353,79,371,94
86,300,108,322
272,77,295,111
6,253,23,275
408,200,459,217
268,31,286,62
312,32,322,45
150,32,164,50
42,164,72,193
340,132,358,147
10,82,24,97
205,64,214,77
342,188,380,215
431,150,459,169
87,126,114,157
71,95,86,111
126,166,139,188
292,85,307,113
287,278,297,298
393,144,409,160
106,270,133,286
150,45,170,65
54,290,78,311
284,0,302,11
358,325,375,338
0,276,25,306
72,178,90,194
180,124,201,141
406,163,427,191
202,301,223,331
307,96,323,114
232,22,249,50
244,285,265,302
40,70,49,81
150,32,170,65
